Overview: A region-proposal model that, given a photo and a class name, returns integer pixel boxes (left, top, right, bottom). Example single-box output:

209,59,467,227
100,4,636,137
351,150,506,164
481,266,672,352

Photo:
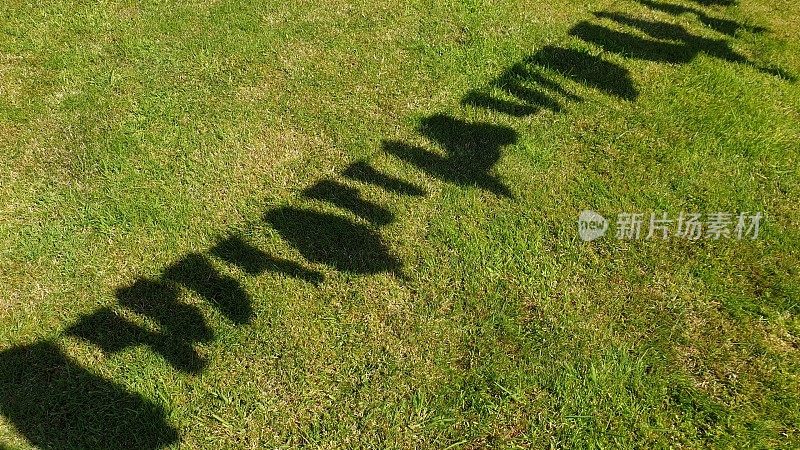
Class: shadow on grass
528,46,639,100
264,206,402,275
210,235,324,283
0,342,179,449
4,229,328,447
163,252,253,325
462,46,638,117
67,279,215,374
262,115,521,278
691,0,736,6
384,114,518,198
571,13,738,64
4,3,793,448
64,232,325,376
637,0,766,36
570,11,794,80
342,160,426,197
303,179,395,225
65,237,285,376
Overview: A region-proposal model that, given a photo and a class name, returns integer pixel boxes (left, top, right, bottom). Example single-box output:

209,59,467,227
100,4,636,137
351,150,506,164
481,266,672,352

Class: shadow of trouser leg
0,341,179,449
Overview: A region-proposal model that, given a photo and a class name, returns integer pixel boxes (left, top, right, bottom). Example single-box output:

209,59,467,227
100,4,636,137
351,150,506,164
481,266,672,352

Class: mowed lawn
1,0,799,447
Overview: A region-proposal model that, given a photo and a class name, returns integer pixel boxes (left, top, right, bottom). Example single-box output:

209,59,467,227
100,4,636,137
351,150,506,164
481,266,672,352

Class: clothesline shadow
692,0,736,6
636,0,766,37
0,234,322,448
1,3,793,449
570,9,794,81
462,45,638,122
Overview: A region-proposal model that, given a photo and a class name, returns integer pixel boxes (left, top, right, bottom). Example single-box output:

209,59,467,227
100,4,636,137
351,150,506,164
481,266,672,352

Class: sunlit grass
1,0,798,447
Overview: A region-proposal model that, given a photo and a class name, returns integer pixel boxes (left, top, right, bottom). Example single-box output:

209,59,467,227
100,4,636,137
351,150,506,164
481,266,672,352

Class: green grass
1,0,799,447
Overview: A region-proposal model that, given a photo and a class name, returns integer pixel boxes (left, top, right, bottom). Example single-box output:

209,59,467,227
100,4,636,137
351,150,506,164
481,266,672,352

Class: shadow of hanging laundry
210,235,324,283
264,206,402,275
636,0,766,36
0,342,179,449
526,46,639,100
384,114,518,198
163,253,253,325
342,160,426,197
302,179,396,226
67,277,215,374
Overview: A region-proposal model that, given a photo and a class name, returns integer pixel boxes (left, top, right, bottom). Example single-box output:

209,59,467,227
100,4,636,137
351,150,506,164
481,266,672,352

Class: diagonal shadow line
302,179,396,226
525,46,639,100
461,90,541,117
66,306,209,374
342,160,427,196
210,235,323,283
382,140,514,199
636,0,767,36
163,253,253,326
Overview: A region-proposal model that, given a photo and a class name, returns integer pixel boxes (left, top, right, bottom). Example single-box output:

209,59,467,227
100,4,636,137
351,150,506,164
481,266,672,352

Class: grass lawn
1,0,799,447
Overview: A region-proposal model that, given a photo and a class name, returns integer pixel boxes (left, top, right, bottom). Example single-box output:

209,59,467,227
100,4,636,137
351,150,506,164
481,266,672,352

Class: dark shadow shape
595,11,747,62
163,253,253,325
67,307,152,354
495,63,564,112
570,20,696,64
384,114,517,198
418,114,518,193
461,90,539,116
302,179,395,225
264,206,401,275
637,0,766,36
210,235,323,283
756,65,797,81
383,141,514,198
515,69,584,103
692,0,736,5
342,160,426,196
526,46,639,100
500,82,563,112
462,60,584,116
583,12,793,79
0,342,179,449
116,279,214,343
66,307,207,374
